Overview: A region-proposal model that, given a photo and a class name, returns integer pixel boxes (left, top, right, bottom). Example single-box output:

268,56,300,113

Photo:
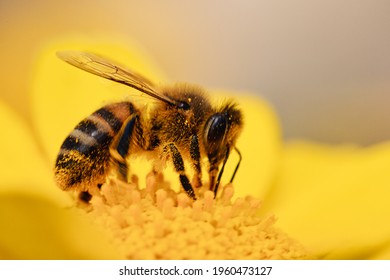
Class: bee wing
56,50,176,105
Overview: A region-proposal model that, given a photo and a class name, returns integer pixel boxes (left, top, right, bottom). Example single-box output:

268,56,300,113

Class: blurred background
1,0,389,145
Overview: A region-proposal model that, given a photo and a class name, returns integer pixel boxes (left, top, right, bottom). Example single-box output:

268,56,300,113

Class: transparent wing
56,50,176,105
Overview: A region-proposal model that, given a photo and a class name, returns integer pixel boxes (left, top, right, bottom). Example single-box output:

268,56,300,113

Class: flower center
82,173,309,259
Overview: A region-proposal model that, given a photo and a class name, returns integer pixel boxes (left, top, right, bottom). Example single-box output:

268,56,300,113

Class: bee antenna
213,147,230,198
229,147,241,183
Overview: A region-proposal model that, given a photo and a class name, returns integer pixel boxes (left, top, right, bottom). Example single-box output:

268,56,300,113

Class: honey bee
54,51,243,202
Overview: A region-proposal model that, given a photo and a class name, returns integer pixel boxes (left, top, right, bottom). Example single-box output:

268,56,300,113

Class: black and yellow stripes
54,102,136,191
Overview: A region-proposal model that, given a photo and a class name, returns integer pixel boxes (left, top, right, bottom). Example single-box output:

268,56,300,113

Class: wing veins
56,51,176,105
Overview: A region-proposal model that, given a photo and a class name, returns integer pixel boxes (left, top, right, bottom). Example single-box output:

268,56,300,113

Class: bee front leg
189,134,202,188
167,143,196,200
109,114,139,182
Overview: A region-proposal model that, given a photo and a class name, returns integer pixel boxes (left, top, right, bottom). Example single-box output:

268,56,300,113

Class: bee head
203,102,243,169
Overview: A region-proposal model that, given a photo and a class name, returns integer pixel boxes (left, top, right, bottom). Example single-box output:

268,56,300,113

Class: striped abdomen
54,102,135,192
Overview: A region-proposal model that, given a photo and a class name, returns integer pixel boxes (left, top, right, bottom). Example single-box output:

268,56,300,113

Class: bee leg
109,114,139,182
189,134,202,188
167,143,196,200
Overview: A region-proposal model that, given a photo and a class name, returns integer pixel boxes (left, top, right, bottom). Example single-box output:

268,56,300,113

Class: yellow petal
30,35,166,163
261,141,390,259
0,193,120,259
369,242,390,260
0,99,69,205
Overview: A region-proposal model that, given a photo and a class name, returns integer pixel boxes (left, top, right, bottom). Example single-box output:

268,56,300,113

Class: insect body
54,51,243,201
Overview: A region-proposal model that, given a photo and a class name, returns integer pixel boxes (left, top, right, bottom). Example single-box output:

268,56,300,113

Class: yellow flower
1,34,389,259
1,35,295,259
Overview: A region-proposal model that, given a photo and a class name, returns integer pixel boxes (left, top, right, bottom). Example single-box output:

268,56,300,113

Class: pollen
84,174,309,259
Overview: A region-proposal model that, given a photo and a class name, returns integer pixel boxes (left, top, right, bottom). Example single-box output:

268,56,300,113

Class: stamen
82,174,309,259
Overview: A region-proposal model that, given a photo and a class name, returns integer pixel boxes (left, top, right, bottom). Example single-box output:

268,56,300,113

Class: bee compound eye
204,114,228,155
